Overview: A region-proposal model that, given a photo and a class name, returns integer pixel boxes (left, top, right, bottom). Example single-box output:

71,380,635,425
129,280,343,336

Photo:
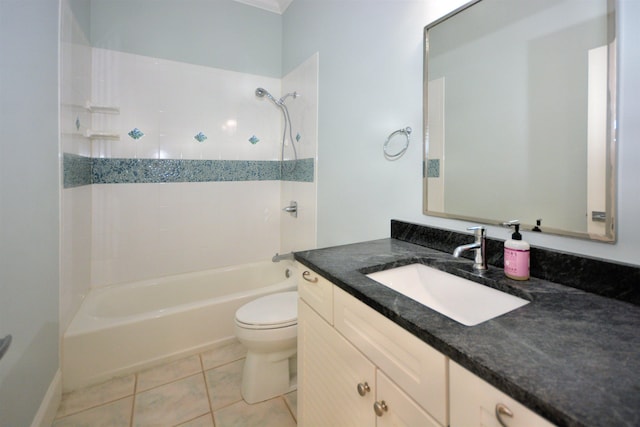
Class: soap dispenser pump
502,220,530,281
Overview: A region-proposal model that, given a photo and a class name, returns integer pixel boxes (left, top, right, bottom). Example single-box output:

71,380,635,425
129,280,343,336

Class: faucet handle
467,225,486,240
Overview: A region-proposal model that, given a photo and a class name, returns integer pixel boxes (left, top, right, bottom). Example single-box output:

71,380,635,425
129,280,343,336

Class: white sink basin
366,264,529,326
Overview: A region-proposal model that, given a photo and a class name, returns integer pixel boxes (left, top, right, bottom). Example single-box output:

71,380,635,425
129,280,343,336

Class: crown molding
233,0,293,14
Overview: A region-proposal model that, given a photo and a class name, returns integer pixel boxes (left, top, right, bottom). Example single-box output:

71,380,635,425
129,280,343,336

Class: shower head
255,87,278,104
255,87,300,106
256,87,299,169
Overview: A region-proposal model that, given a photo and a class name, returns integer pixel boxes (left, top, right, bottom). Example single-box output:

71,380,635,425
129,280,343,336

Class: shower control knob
373,400,388,417
357,382,370,396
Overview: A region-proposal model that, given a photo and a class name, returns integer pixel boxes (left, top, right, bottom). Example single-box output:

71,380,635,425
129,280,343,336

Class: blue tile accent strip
427,158,440,178
92,158,283,183
282,158,314,182
63,154,315,187
63,153,93,188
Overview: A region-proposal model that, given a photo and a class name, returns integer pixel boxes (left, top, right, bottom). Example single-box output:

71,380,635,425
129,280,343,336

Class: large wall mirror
423,0,617,242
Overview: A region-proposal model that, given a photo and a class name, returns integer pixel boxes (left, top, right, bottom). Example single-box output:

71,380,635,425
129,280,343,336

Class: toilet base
241,349,297,404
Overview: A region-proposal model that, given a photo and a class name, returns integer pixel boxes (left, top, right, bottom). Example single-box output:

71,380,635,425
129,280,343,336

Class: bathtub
62,260,297,392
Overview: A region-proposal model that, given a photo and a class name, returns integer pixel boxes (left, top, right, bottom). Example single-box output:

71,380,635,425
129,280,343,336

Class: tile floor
52,341,297,427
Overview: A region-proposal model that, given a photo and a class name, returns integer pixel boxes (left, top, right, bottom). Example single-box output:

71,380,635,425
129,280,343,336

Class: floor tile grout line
130,372,140,426
54,383,137,420
202,354,246,372
198,351,205,373
129,391,136,427
209,396,246,413
283,395,297,422
52,395,134,423
134,355,205,395
200,353,217,426
204,357,247,414
171,412,214,427
131,370,212,427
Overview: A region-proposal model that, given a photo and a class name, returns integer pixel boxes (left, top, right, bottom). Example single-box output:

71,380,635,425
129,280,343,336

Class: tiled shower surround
60,10,318,333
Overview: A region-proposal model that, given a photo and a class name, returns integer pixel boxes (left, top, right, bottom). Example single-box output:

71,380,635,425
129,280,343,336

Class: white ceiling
232,0,294,14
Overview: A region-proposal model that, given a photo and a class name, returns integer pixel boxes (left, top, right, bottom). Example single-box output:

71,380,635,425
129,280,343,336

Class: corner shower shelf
84,102,120,114
84,130,120,140
84,101,120,139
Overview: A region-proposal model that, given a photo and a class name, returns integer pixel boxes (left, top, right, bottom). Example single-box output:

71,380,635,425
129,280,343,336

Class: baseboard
31,369,62,427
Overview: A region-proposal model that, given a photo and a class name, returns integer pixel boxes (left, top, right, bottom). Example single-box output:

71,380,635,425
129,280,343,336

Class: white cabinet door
376,370,442,427
450,360,556,427
298,299,376,427
333,286,448,426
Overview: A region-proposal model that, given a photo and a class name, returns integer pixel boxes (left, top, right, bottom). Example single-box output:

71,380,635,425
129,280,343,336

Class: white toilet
234,291,298,404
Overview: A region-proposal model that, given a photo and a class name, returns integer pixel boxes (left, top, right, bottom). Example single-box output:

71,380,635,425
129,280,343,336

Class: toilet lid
236,291,298,329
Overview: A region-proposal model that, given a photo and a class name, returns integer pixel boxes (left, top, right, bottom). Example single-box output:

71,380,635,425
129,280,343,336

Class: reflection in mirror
423,0,616,242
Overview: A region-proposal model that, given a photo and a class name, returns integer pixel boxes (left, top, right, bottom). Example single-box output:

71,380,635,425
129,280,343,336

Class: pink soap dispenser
502,220,530,281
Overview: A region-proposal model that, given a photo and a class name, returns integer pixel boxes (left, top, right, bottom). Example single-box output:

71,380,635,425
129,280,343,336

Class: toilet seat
235,291,298,330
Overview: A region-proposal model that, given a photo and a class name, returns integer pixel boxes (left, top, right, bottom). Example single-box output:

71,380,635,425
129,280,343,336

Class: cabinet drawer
333,286,448,426
450,360,556,427
296,263,334,324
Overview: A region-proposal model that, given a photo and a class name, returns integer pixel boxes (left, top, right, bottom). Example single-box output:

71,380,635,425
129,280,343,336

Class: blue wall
282,0,640,265
282,0,468,247
90,0,283,77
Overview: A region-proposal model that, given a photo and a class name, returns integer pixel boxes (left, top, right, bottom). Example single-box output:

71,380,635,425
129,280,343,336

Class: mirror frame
422,0,617,242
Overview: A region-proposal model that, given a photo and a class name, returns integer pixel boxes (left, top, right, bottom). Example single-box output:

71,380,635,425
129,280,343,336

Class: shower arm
278,92,299,104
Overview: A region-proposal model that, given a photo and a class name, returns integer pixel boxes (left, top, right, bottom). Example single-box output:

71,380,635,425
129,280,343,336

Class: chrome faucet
453,226,487,271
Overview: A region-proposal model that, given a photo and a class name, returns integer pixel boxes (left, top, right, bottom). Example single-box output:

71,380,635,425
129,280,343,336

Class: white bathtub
62,260,297,392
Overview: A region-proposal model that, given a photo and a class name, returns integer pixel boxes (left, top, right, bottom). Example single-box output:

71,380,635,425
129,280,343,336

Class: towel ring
383,127,412,160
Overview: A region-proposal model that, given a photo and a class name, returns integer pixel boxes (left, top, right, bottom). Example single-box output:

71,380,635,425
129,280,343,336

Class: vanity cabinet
450,360,556,427
297,264,559,426
297,265,444,427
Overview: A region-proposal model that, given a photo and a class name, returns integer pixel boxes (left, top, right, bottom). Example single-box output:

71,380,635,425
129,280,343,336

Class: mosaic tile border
281,159,314,183
63,153,93,188
63,154,314,188
427,159,440,178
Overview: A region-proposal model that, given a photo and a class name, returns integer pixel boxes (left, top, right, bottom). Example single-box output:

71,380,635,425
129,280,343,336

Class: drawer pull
357,382,370,396
495,403,514,426
374,400,388,417
302,271,318,283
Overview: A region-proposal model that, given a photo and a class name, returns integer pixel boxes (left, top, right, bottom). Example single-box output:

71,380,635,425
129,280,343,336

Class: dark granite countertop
294,238,640,427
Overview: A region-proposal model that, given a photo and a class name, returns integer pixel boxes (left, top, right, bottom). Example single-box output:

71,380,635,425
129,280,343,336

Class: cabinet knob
495,403,514,427
373,400,388,417
356,382,370,396
302,271,318,283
